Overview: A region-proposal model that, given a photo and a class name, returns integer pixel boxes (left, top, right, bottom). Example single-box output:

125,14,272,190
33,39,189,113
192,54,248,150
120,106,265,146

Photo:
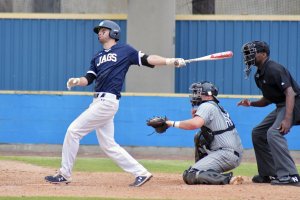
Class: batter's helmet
189,81,219,106
242,41,270,78
93,20,120,41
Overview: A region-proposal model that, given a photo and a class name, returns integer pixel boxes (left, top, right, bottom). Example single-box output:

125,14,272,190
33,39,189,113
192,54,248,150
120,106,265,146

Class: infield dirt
1,157,300,200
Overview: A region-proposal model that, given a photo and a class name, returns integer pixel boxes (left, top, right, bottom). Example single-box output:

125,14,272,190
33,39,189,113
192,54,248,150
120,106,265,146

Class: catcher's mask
93,20,120,41
242,41,270,79
189,81,219,107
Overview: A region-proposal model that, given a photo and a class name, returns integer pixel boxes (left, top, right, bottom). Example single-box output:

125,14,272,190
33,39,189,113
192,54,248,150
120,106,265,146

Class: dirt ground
1,157,300,200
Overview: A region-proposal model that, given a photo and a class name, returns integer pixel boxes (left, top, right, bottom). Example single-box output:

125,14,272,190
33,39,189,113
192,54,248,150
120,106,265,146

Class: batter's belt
94,92,120,100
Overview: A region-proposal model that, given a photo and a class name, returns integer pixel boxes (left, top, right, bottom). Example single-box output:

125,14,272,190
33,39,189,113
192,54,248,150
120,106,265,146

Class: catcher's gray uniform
193,101,243,173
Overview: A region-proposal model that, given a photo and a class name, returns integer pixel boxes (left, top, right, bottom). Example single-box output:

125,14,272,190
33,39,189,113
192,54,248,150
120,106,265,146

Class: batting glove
174,58,186,68
166,58,186,68
67,78,80,90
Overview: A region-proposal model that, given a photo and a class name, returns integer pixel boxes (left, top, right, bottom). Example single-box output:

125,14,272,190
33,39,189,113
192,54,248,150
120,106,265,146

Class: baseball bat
184,51,233,63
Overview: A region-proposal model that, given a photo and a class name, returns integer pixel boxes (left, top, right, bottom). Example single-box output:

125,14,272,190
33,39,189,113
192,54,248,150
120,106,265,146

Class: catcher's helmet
242,41,270,78
189,81,219,106
93,20,120,41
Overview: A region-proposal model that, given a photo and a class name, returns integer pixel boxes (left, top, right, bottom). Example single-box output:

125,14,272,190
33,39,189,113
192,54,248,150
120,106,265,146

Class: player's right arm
66,77,87,90
237,97,271,107
66,73,96,90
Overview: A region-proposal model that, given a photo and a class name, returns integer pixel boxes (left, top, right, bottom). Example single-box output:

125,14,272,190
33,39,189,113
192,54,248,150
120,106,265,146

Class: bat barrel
184,51,233,64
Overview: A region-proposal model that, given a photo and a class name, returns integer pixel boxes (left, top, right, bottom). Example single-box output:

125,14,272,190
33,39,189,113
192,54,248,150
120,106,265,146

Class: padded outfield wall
0,14,300,149
0,14,299,93
1,92,300,150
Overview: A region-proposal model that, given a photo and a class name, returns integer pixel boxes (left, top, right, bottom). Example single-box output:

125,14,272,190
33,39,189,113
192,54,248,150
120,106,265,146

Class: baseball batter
165,81,244,185
44,20,186,187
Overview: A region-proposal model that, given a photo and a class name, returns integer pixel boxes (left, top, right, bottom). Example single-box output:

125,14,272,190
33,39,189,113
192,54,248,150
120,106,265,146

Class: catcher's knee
183,167,197,184
182,168,231,185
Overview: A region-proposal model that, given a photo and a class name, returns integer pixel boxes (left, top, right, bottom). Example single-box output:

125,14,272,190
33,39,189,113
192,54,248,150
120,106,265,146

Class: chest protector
195,101,235,152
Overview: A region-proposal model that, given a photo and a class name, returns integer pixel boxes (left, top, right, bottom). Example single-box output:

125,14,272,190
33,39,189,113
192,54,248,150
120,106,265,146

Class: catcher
147,81,244,185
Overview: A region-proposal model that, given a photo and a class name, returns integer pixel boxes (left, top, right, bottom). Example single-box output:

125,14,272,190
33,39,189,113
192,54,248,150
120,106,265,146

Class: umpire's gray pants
252,105,298,178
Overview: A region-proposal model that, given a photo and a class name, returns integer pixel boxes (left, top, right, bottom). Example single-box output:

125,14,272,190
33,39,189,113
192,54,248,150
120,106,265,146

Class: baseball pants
252,106,298,178
59,95,149,178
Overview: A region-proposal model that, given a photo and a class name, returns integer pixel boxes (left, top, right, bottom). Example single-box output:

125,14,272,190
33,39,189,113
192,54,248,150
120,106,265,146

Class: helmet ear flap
109,30,119,41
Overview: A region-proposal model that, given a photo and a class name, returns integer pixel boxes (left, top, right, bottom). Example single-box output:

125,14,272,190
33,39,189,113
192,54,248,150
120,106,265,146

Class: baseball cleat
129,173,153,187
252,175,276,183
45,172,72,184
270,175,300,186
230,176,244,185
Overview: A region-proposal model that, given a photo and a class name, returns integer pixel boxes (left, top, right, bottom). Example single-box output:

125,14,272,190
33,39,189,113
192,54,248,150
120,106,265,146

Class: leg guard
183,168,231,185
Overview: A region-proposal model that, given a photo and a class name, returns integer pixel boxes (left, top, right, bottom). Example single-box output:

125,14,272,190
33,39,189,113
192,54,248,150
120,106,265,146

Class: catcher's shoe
270,175,300,186
230,176,244,185
129,172,153,187
45,172,72,184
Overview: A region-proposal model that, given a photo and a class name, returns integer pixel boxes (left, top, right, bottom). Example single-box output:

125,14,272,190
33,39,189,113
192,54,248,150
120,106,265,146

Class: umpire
238,41,300,185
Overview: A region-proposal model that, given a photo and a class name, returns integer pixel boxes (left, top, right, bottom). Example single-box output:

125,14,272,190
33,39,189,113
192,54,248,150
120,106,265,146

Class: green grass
0,155,257,175
0,198,148,200
2,155,300,177
0,198,110,200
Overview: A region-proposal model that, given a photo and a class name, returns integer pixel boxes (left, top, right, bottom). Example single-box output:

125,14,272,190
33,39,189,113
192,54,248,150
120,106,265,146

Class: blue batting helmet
93,20,120,41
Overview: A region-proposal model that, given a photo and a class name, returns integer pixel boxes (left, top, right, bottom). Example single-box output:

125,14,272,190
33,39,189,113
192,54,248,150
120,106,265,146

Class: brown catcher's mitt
146,116,169,134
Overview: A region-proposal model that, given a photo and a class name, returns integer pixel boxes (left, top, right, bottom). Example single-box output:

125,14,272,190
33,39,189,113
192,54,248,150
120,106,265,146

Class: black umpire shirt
254,58,300,104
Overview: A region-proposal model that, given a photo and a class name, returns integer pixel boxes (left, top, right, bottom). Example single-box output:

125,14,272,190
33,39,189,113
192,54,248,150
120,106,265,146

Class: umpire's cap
252,41,270,56
93,20,120,41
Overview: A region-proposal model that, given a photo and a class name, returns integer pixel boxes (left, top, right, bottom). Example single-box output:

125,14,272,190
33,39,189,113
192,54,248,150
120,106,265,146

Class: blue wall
175,20,300,94
0,18,126,91
1,15,299,149
1,16,299,95
1,93,300,150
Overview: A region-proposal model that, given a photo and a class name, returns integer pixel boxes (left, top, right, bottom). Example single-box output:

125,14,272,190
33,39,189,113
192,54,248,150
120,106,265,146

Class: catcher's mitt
146,116,169,134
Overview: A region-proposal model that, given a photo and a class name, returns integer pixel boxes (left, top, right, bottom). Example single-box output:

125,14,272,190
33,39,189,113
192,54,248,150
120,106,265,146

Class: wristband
169,121,175,127
166,58,175,66
174,121,180,128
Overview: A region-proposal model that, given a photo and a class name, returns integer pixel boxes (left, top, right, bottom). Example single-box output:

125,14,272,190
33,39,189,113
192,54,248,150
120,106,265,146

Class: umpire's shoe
45,172,72,184
271,175,300,186
129,172,153,187
252,175,275,183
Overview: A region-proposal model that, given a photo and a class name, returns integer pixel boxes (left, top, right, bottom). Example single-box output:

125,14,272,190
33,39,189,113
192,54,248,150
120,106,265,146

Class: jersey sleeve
195,103,214,125
126,44,142,66
87,57,97,76
273,64,292,92
279,68,293,91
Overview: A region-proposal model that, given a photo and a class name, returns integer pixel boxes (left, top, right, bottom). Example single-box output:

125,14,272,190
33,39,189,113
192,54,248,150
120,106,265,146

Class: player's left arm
277,67,295,134
280,86,296,134
140,53,186,68
166,116,204,130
